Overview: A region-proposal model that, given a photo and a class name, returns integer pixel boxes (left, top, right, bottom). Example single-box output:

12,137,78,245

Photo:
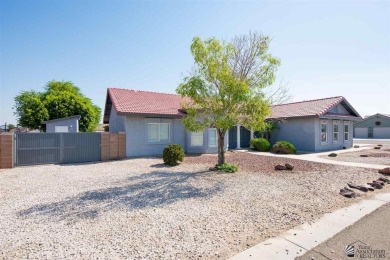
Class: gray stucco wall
314,118,353,152
270,117,353,152
270,117,316,152
186,129,228,154
45,117,79,133
123,116,185,157
108,108,125,133
354,115,390,128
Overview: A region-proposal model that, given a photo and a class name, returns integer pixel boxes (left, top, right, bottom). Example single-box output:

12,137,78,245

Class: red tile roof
107,88,359,119
108,88,186,116
269,96,347,119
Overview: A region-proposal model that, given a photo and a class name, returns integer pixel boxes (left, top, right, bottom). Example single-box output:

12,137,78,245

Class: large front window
344,121,350,141
191,132,204,147
321,120,328,143
148,123,170,142
333,120,339,142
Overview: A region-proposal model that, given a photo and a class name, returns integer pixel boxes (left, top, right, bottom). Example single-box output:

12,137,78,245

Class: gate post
0,133,15,169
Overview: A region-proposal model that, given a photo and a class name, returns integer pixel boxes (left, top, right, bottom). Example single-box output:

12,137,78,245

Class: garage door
354,127,368,138
373,127,390,139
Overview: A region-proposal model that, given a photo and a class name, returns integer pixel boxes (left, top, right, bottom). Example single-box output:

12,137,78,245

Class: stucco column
226,130,229,150
236,125,241,149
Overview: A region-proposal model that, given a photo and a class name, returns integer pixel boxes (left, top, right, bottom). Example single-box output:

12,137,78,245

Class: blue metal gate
15,133,101,166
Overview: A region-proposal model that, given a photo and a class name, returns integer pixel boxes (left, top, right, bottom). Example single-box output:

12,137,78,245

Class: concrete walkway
296,202,390,260
229,193,390,260
240,146,388,170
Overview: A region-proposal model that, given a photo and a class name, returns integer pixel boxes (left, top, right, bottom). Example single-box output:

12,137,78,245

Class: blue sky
1,0,389,124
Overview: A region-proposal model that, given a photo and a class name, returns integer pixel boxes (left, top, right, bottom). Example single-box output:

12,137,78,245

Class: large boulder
328,153,337,157
379,168,390,175
275,164,287,171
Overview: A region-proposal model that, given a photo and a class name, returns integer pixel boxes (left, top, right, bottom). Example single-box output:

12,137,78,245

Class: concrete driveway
354,138,390,145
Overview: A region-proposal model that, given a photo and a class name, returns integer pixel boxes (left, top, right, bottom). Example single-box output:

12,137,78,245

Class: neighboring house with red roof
103,88,361,156
354,113,390,139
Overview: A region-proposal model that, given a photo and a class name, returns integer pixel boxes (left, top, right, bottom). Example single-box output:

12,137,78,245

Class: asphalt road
296,203,390,260
354,139,390,145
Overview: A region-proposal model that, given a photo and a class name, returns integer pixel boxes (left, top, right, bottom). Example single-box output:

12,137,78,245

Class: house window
333,120,339,142
321,120,328,143
344,121,350,141
191,132,203,147
208,128,217,147
148,123,170,142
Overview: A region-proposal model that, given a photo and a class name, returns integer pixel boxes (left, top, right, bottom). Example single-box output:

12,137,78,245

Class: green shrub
271,141,296,154
250,138,270,151
163,144,185,166
215,162,238,173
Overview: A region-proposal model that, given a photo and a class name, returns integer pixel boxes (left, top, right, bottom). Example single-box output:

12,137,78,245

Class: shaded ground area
296,203,390,260
321,145,390,165
185,151,334,172
0,156,388,259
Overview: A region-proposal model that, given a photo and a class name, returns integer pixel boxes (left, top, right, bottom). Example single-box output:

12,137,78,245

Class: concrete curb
229,193,390,260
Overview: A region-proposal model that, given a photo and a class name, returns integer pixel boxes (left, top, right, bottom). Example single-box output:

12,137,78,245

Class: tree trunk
217,129,225,165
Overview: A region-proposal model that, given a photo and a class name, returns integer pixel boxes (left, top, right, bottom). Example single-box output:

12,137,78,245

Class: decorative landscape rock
354,145,360,148
340,188,356,198
275,164,287,171
374,146,381,150
360,155,369,157
379,177,390,184
367,182,382,189
378,144,383,146
379,168,390,175
347,183,369,192
285,163,294,171
328,153,337,157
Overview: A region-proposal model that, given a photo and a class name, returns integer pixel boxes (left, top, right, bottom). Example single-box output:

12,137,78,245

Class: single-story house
103,88,361,156
354,114,390,139
43,115,81,133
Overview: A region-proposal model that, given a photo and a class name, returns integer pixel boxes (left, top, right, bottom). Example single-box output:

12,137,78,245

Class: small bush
163,144,185,166
215,162,238,173
250,138,270,151
271,141,296,154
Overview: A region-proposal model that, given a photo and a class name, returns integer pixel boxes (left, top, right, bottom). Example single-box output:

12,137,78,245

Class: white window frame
333,120,339,142
320,120,328,144
147,123,170,142
191,131,204,147
55,126,69,133
208,128,217,148
344,121,350,141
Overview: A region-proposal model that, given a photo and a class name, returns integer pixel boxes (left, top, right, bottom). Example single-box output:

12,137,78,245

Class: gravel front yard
1,155,389,259
321,145,390,165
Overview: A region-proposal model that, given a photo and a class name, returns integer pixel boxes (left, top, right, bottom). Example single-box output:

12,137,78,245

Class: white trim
344,121,350,142
320,120,328,144
147,123,170,142
333,120,339,143
208,128,217,148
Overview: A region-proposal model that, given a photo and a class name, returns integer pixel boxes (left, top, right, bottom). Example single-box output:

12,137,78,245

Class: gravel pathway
320,145,390,166
1,156,389,259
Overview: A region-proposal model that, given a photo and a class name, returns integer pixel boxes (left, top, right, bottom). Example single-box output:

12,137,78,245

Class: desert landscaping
1,153,389,259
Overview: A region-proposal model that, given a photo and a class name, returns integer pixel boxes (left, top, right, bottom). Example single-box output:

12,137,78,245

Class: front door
228,126,251,149
229,126,237,149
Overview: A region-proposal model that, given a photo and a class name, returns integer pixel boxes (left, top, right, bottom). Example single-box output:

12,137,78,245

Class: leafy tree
14,90,48,130
177,32,280,165
14,81,101,132
7,124,16,130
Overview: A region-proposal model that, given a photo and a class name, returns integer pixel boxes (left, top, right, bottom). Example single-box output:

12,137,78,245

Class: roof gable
104,88,186,123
